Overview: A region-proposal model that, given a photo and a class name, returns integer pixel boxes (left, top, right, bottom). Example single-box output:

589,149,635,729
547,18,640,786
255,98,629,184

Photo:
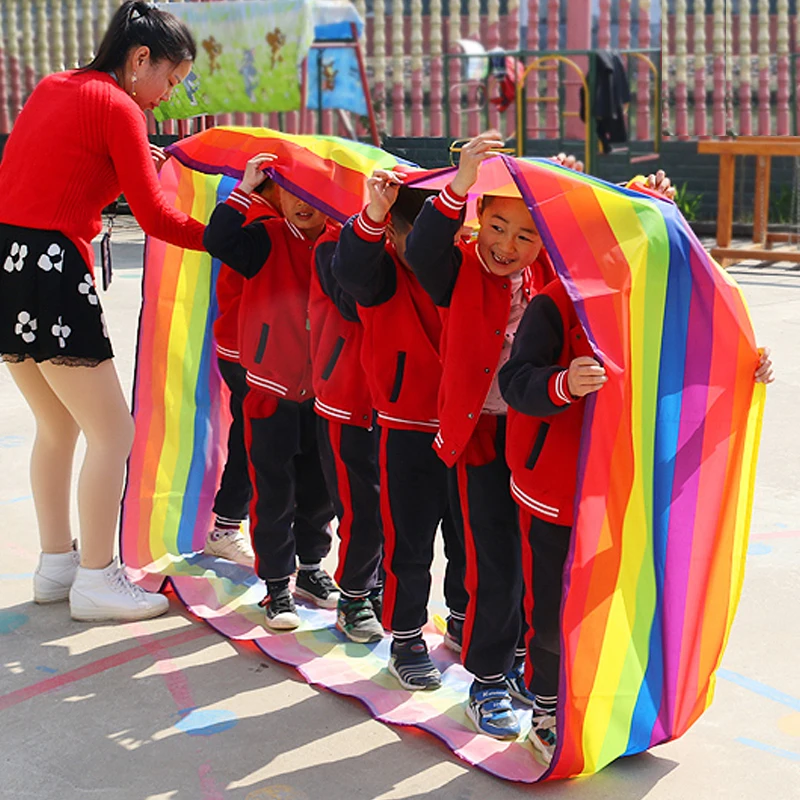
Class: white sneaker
69,558,169,622
203,529,255,567
33,540,81,603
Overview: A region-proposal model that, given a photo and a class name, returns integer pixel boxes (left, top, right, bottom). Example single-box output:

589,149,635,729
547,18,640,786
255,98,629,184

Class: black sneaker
259,589,300,631
388,637,442,690
444,615,464,653
295,567,340,609
337,595,385,644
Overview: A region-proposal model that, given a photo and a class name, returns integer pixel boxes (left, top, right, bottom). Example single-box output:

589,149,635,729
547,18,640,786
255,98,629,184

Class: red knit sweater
0,70,205,269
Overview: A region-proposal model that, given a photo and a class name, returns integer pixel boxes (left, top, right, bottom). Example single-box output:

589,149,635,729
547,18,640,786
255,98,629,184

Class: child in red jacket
498,277,605,763
404,132,555,739
309,228,385,643
499,277,774,764
332,182,469,691
204,178,281,567
204,154,339,630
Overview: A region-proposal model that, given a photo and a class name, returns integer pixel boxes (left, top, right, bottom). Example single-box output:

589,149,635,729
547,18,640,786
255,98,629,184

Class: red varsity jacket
213,194,280,362
500,278,595,526
309,227,374,428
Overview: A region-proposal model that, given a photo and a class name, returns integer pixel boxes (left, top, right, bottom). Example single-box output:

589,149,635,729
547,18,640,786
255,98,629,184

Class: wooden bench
697,136,800,267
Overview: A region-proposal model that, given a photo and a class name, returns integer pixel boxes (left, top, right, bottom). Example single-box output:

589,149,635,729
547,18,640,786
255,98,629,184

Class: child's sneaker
528,708,557,765
443,615,464,653
203,529,255,567
336,595,384,644
466,682,521,740
388,637,442,690
260,588,300,631
69,559,169,621
33,540,81,603
505,661,535,706
294,567,339,608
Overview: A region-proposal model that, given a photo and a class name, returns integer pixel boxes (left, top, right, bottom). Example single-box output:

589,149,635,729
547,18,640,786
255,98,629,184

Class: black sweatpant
455,414,525,682
212,358,252,522
317,416,383,595
243,391,334,582
379,426,468,635
520,509,571,700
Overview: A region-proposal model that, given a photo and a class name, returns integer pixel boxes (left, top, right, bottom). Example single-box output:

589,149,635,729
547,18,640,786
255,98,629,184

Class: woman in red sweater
0,1,205,621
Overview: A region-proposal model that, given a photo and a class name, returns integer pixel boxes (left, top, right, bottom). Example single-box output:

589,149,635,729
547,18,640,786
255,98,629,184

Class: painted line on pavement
718,669,800,712
0,625,215,712
736,737,800,762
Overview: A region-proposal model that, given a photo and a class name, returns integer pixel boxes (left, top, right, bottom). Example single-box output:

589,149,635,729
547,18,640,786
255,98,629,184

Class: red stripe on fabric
328,420,354,587
537,186,635,781
457,457,480,667
133,163,194,568
0,625,214,712
378,426,397,631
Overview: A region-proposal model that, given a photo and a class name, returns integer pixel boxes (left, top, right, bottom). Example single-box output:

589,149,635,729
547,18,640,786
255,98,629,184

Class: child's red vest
213,195,280,362
358,248,442,433
506,279,592,526
239,218,338,401
309,230,373,428
433,241,554,467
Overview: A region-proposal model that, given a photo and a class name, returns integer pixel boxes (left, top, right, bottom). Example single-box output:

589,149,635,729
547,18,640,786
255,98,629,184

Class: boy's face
278,188,326,234
476,196,542,276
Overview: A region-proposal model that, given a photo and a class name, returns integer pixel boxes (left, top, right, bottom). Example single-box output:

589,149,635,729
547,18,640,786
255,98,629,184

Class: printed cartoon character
203,36,223,75
239,49,258,102
266,28,285,69
183,69,201,106
322,60,338,92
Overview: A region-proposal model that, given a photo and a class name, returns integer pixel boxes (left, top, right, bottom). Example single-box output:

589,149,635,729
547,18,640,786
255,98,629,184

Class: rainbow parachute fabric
120,136,765,782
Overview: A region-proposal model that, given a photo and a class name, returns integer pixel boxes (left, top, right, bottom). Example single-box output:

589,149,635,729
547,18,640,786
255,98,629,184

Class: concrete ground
1,224,799,799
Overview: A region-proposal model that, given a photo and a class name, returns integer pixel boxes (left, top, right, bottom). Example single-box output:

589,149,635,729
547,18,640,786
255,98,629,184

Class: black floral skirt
0,224,114,366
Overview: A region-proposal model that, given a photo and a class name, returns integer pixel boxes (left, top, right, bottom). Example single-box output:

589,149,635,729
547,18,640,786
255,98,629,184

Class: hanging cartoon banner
306,47,367,115
154,0,315,120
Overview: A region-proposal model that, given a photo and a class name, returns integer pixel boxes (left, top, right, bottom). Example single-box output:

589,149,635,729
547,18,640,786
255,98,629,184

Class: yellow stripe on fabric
148,168,216,560
579,191,668,773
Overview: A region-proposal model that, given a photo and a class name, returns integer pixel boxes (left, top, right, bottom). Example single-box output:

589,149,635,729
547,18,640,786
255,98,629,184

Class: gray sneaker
336,595,384,644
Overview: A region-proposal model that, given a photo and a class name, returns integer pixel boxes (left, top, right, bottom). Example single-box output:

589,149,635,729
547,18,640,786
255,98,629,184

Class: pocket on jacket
254,323,270,364
388,351,407,403
525,422,550,470
321,336,345,380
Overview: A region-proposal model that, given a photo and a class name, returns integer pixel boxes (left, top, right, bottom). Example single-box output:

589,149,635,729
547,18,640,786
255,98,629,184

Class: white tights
7,358,135,569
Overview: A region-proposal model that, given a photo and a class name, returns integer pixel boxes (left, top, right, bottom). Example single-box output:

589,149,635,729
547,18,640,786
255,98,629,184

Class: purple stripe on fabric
165,146,246,181
266,169,349,224
502,156,601,366
661,244,715,719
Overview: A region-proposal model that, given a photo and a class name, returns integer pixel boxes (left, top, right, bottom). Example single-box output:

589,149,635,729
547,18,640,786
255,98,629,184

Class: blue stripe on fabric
176,175,237,555
626,202,694,754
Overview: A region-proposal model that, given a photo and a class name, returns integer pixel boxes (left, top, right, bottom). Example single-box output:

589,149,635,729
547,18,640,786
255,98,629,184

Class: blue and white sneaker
528,709,557,765
466,682,521,740
505,661,535,706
